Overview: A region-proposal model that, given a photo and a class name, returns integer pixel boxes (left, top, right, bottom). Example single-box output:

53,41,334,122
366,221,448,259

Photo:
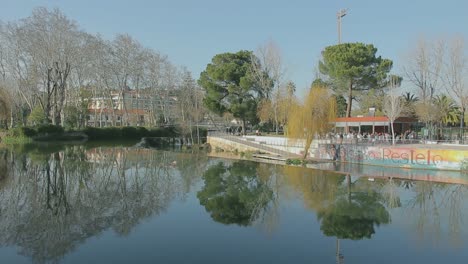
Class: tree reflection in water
282,167,391,262
0,145,208,263
317,191,390,240
197,161,274,226
1,145,468,263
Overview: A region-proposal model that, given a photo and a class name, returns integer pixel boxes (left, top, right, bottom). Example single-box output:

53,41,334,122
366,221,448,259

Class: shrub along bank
1,125,207,143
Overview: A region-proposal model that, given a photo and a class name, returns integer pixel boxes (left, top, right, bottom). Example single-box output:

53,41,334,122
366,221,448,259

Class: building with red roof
334,116,418,134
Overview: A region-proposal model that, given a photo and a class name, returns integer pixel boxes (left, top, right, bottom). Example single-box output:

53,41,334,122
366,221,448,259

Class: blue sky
1,0,466,96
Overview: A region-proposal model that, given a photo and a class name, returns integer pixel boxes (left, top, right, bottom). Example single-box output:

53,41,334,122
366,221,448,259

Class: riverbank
207,135,468,172
207,149,468,185
317,143,468,171
0,126,206,144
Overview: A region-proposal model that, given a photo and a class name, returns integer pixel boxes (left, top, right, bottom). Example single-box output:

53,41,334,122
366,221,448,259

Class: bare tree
252,40,286,134
143,50,167,126
444,36,467,143
404,37,445,102
0,8,82,125
0,7,181,129
165,61,179,124
383,81,404,145
176,69,206,144
0,21,40,126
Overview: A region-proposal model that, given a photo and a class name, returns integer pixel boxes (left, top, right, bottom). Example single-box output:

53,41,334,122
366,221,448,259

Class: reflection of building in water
86,89,178,127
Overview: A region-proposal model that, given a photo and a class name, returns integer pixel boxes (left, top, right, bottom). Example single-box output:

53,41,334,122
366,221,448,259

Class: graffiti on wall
318,144,468,171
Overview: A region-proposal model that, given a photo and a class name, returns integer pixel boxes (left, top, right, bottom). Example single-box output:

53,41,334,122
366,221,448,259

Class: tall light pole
337,9,348,44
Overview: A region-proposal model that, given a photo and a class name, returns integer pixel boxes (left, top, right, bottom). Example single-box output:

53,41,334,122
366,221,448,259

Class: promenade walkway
208,132,302,159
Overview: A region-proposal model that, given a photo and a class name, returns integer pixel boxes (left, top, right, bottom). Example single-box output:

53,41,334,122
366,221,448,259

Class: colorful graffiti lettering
318,144,468,171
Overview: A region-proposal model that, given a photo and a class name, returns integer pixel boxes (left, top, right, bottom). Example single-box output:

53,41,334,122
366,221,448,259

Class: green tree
198,51,265,134
317,191,390,240
28,104,48,126
401,92,419,118
433,94,460,126
197,161,273,226
311,78,329,89
334,95,348,118
319,43,394,117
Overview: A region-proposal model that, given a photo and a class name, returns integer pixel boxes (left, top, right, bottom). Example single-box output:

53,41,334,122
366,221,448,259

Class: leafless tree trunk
383,77,404,145
404,37,444,102
404,37,445,140
252,40,286,134
383,93,403,145
444,36,467,143
0,8,181,129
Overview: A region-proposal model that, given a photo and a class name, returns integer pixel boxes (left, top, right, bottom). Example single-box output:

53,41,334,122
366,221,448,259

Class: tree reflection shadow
317,190,390,240
197,161,274,226
0,145,207,263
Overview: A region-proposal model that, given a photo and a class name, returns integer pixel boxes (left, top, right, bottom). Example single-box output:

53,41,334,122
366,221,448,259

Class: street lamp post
337,9,348,44
461,107,465,144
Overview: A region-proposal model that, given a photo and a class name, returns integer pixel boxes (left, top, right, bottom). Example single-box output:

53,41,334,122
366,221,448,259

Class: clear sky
1,0,466,96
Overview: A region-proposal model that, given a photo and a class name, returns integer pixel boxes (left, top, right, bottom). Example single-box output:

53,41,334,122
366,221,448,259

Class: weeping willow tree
287,87,336,159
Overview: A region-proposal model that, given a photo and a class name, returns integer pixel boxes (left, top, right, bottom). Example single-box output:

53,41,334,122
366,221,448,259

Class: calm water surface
0,144,468,264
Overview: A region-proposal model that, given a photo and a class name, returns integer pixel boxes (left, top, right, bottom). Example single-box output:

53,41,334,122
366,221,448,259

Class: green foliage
311,78,329,89
7,127,37,138
83,126,178,140
317,191,390,240
461,158,468,173
121,126,139,138
148,127,177,137
28,105,48,125
4,125,64,143
401,92,419,118
334,94,348,118
286,158,303,165
319,43,394,117
83,127,121,140
3,124,195,143
1,135,33,144
63,105,85,129
198,50,265,132
36,124,64,135
197,161,273,226
433,94,460,126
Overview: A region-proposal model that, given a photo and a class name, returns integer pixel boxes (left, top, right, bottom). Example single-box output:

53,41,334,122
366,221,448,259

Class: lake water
1,144,468,264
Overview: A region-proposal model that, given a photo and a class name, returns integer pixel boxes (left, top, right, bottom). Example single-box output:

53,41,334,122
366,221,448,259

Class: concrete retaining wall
207,137,261,153
317,143,468,171
209,135,332,158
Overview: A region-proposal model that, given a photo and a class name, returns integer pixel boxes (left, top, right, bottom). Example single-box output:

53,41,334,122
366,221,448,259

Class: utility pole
337,9,348,44
461,106,465,144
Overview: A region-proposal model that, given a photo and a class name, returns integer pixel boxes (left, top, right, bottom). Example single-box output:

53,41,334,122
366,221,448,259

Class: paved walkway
209,134,302,159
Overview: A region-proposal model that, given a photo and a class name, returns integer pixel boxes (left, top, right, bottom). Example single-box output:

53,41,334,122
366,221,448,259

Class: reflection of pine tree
318,191,390,240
